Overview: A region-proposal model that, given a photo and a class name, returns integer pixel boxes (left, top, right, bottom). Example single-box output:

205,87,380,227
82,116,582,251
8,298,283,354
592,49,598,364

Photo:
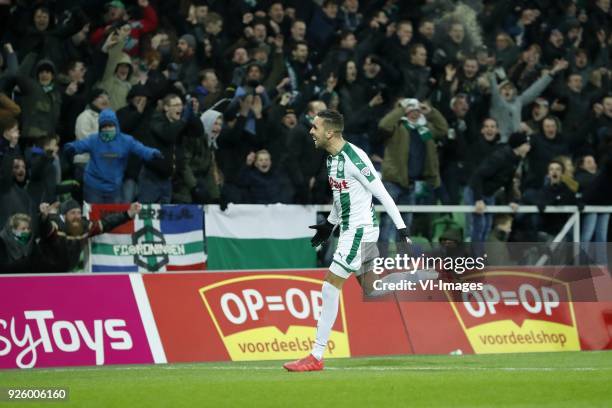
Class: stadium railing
313,205,612,244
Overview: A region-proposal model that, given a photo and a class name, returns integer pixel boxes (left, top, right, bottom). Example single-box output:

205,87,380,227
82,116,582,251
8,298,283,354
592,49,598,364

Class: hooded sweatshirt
65,109,160,192
488,72,553,142
98,38,133,111
200,109,222,149
11,59,62,140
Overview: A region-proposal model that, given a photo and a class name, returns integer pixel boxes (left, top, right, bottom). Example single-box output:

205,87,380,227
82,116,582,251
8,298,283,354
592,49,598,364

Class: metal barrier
313,205,612,244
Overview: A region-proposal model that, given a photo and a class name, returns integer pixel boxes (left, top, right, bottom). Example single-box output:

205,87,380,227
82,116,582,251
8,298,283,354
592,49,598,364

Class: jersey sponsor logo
328,176,349,192
360,167,371,177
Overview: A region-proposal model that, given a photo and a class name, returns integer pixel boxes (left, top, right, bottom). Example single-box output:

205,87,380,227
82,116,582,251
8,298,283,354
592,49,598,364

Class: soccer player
283,109,411,372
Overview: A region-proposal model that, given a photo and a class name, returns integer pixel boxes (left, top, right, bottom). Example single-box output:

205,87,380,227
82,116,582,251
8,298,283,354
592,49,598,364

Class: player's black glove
398,228,412,244
309,221,335,247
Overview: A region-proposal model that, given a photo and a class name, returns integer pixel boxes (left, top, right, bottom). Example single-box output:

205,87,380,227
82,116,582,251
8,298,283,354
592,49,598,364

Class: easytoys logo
0,310,133,368
199,275,351,360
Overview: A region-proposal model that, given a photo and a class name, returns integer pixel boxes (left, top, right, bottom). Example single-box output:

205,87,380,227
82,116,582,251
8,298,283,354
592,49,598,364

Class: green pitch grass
1,351,611,407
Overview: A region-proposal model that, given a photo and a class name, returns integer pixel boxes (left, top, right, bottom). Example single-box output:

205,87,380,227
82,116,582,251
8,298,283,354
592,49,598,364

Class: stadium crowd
0,0,611,271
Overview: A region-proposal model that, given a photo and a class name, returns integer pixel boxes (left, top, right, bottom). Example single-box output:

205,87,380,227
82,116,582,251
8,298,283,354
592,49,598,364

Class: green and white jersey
326,142,406,231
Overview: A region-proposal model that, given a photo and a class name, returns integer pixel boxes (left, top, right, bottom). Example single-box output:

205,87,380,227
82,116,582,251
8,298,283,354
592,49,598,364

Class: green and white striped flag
205,205,317,270
88,204,206,272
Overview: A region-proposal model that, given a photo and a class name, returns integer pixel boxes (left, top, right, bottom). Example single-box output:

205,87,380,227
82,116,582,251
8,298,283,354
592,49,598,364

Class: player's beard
66,219,84,237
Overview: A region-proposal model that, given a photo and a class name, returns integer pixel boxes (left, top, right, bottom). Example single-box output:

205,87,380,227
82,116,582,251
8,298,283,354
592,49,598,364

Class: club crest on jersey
360,167,371,177
338,160,345,172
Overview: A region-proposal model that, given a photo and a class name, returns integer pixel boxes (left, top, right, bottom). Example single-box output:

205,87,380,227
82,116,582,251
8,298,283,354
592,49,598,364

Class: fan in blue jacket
64,109,162,203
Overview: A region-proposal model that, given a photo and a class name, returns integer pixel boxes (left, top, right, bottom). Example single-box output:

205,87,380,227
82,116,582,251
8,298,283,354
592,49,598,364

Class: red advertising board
1,267,611,370
143,270,411,362
144,268,612,363
397,268,612,355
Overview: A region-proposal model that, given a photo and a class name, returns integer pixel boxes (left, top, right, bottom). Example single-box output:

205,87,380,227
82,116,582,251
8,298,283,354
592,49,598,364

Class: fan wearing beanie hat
508,132,530,149
60,199,81,216
124,84,150,116
179,34,196,50
176,34,200,92
36,60,56,89
281,106,298,129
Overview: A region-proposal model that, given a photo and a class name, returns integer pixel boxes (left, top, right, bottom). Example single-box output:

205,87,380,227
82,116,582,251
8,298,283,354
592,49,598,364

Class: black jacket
143,112,187,179
238,166,288,204
216,115,267,185
117,104,155,180
286,115,328,203
524,132,569,189
469,145,521,202
25,148,59,207
465,136,501,180
583,149,612,205
0,152,36,231
177,55,201,93
575,169,596,193
399,63,431,101
263,104,292,168
537,181,577,235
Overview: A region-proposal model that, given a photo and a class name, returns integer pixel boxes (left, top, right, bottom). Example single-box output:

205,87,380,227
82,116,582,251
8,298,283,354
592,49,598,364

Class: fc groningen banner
205,205,317,270
88,204,206,272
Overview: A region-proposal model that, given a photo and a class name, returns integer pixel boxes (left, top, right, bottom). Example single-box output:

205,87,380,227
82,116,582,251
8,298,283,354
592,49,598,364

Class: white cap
400,98,420,112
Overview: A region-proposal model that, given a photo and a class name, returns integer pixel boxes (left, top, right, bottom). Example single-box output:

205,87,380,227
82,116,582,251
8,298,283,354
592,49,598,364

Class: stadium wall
1,269,611,369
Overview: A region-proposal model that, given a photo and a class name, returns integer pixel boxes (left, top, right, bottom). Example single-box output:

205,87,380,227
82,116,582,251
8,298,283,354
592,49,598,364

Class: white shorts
329,225,380,279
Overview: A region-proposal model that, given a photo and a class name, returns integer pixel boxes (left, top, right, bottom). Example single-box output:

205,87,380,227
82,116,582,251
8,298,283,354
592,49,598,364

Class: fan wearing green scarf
0,213,34,273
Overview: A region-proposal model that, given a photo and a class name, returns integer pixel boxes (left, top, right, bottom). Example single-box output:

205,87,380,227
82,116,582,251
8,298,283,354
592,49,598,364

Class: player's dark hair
317,109,344,133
